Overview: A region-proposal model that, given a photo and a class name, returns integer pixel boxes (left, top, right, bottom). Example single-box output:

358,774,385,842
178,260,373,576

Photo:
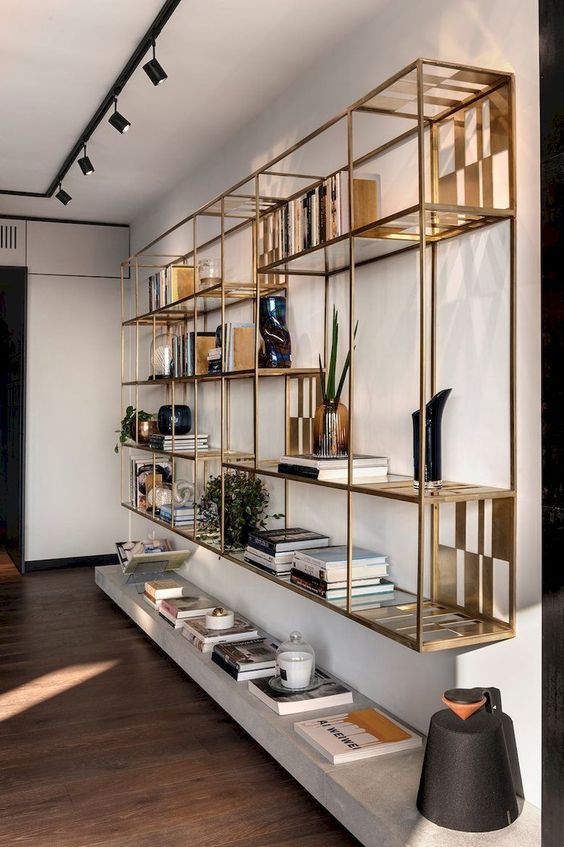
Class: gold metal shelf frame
119,58,516,653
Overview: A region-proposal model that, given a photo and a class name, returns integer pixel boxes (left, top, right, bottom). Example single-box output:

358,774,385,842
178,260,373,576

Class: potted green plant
197,471,282,550
314,306,358,456
115,406,155,453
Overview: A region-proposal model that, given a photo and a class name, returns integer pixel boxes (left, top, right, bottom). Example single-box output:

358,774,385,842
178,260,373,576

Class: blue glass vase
258,295,291,368
158,404,192,435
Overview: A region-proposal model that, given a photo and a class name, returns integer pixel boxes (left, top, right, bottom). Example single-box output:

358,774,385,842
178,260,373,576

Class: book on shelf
244,547,294,575
144,578,186,601
292,546,388,569
258,174,379,265
247,527,330,556
181,615,259,652
290,570,394,599
148,266,195,311
158,595,217,628
278,463,388,483
148,434,209,448
294,559,389,583
248,668,353,715
213,322,255,372
279,454,388,470
294,707,421,764
211,637,279,681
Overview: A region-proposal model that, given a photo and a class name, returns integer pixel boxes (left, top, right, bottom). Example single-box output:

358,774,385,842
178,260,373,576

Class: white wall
24,220,130,560
130,0,541,806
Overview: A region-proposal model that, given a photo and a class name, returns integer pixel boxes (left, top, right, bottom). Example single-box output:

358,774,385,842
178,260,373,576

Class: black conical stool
417,687,523,832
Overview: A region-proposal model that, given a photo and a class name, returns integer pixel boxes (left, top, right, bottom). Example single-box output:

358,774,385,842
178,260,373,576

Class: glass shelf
258,204,514,276
122,367,320,386
222,458,514,505
122,442,252,463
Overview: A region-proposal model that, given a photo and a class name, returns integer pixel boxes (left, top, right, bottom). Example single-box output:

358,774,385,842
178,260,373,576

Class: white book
244,547,294,566
280,454,388,470
293,546,388,569
248,669,353,716
294,707,421,764
293,560,388,582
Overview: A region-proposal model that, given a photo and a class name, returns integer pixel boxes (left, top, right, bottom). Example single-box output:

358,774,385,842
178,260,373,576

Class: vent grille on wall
0,220,26,265
0,224,18,251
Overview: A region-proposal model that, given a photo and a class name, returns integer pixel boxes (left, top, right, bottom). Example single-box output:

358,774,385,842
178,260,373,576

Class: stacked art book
294,707,421,764
291,546,394,602
244,527,330,577
248,668,353,715
211,638,279,681
277,454,389,484
158,595,217,628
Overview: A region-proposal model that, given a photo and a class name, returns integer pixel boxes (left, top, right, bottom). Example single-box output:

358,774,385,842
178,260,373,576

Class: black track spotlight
55,182,72,205
108,97,131,133
143,39,168,86
77,143,95,176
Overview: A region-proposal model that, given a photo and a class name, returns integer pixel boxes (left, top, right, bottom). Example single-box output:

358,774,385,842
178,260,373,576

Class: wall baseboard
25,554,119,572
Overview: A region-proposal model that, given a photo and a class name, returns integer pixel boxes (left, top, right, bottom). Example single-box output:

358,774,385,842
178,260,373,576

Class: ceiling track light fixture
55,182,72,205
143,38,168,85
108,96,131,133
77,142,95,176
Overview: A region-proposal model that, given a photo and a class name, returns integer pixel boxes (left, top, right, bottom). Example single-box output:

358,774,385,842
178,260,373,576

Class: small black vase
158,404,192,435
412,389,451,489
258,295,291,368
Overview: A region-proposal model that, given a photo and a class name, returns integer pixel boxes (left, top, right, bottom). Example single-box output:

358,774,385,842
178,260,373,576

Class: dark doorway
0,266,27,572
540,0,564,843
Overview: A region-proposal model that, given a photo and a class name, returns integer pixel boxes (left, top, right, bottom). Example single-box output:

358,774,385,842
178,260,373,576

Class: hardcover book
159,595,217,620
292,546,388,569
294,707,421,764
213,638,279,672
248,669,353,715
144,578,185,600
247,528,330,555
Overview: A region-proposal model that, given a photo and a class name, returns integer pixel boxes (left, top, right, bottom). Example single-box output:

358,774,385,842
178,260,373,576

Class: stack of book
143,578,186,609
211,637,279,681
158,595,217,628
258,173,378,265
278,454,389,484
158,504,194,528
181,615,259,652
244,527,330,576
291,546,394,602
165,330,215,378
148,433,209,453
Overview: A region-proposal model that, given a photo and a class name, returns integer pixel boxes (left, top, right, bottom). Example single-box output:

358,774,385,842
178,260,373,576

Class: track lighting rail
0,0,181,201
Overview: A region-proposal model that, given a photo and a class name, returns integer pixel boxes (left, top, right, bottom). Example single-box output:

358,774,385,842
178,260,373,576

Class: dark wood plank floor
0,555,360,847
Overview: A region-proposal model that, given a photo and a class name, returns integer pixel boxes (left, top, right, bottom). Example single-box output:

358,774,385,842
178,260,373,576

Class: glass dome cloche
275,631,315,690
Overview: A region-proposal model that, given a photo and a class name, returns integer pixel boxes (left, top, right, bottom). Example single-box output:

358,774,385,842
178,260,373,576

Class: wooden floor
0,554,359,847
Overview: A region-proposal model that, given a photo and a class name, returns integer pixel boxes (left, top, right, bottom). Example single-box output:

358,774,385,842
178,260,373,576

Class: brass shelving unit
120,58,516,653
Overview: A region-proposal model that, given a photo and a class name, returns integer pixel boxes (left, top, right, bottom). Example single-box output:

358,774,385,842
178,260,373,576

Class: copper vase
136,420,158,444
313,401,348,457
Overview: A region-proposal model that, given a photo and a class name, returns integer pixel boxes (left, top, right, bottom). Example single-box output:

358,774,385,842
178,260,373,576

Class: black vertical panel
0,266,27,573
540,0,564,842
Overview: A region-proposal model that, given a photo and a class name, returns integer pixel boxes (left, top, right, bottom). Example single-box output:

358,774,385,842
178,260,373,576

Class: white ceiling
0,0,380,224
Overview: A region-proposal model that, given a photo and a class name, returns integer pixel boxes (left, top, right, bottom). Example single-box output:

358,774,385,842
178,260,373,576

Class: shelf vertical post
220,196,226,553
508,74,517,633
346,109,355,616
416,60,428,651
193,215,199,537
254,174,261,471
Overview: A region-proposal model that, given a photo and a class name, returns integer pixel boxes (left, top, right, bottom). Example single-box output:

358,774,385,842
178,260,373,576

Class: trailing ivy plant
115,405,153,453
197,471,282,550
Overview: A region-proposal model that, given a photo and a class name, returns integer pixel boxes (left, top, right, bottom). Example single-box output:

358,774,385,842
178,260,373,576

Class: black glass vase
258,295,291,368
412,388,451,490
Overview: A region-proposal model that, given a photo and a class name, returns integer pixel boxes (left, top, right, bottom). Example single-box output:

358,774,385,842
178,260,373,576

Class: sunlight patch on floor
0,661,119,721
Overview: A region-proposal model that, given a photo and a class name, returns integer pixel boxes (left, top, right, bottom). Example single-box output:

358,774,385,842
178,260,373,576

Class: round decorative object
136,420,158,443
147,485,172,511
205,607,235,630
198,257,221,286
150,331,173,379
275,631,316,690
173,479,194,507
158,404,192,435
